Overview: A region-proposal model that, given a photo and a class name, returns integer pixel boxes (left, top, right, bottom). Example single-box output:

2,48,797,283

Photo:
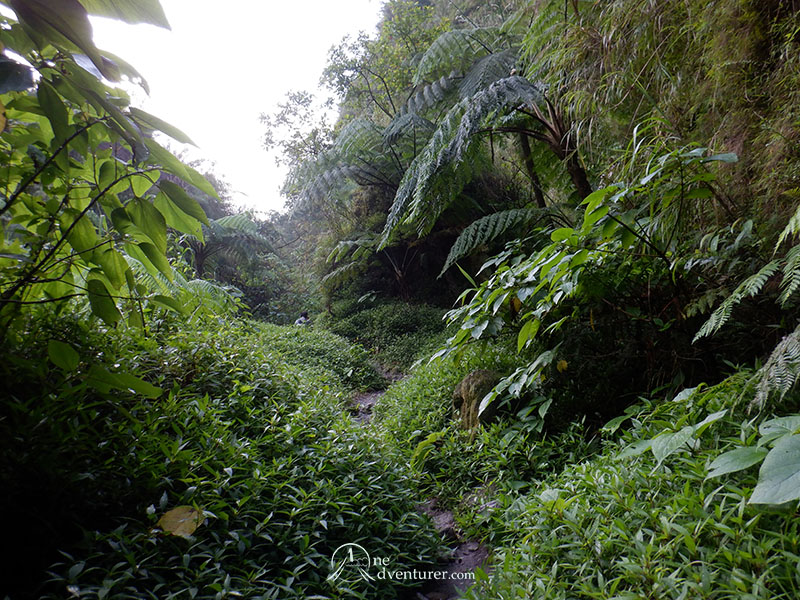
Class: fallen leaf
157,505,203,537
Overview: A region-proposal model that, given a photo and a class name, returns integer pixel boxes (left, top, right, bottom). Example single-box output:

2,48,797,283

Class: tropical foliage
6,0,800,598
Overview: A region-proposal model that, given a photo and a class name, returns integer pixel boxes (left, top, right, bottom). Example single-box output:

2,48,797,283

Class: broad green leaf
129,107,193,144
127,198,167,253
692,410,727,437
87,364,162,398
517,318,540,352
707,447,768,479
127,241,173,281
704,152,738,164
158,180,210,226
550,227,575,242
671,385,702,403
77,0,170,28
153,192,203,239
61,210,99,256
759,416,800,439
130,172,158,197
95,247,128,290
97,159,118,191
616,438,652,460
158,506,203,538
750,435,800,505
86,278,121,325
47,339,79,371
37,80,70,144
582,205,608,231
146,140,218,201
651,425,694,464
581,185,616,213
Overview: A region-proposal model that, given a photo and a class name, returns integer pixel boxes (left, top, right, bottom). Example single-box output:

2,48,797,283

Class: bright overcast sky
89,1,381,214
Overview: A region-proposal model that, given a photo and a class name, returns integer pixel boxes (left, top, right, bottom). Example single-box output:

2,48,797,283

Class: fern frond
779,245,800,307
694,261,780,341
440,208,542,276
125,255,180,296
458,50,518,98
383,112,436,146
751,324,800,410
414,27,503,85
334,119,384,158
326,233,379,263
776,198,800,250
321,260,363,290
214,213,259,235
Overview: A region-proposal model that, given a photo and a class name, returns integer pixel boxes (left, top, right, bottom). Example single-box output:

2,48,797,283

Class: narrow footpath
350,380,489,600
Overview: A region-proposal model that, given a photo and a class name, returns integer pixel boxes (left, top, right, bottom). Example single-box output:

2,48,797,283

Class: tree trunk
519,133,547,208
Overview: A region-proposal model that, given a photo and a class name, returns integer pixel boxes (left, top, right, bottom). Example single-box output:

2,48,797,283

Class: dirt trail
349,380,490,600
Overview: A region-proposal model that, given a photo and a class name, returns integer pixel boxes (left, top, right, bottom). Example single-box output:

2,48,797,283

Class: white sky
90,1,381,214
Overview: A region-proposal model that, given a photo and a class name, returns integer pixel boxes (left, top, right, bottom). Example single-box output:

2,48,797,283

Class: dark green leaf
10,0,117,81
86,278,121,325
154,192,204,239
37,80,70,144
127,197,167,253
152,294,187,314
0,54,34,93
87,364,162,398
47,339,80,371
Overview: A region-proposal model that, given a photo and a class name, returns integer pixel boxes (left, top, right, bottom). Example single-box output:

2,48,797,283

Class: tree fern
440,208,543,276
693,261,780,342
381,76,545,245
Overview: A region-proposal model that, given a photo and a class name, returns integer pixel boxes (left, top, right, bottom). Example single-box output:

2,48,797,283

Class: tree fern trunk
519,133,547,208
565,151,592,200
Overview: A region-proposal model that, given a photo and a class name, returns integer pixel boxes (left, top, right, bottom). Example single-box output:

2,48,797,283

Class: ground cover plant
461,376,800,599
1,314,441,599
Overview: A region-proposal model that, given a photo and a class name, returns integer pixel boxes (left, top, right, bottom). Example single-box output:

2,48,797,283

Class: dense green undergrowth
461,376,800,599
320,300,450,371
0,314,438,599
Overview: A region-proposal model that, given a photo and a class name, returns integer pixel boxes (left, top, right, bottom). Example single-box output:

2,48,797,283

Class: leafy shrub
0,313,439,599
322,300,450,370
370,340,593,507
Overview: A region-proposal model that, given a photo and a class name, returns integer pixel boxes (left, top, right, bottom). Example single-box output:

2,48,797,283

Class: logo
328,543,375,582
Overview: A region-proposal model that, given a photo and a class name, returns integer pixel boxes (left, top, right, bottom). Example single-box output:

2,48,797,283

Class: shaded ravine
349,381,490,600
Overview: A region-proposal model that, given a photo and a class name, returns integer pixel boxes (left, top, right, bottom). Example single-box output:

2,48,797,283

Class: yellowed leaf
157,505,203,537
